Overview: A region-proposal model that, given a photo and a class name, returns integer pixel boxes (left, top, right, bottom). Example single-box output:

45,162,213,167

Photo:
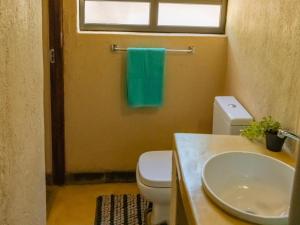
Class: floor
47,183,139,225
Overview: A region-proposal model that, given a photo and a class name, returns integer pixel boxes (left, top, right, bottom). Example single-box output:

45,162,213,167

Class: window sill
77,30,227,38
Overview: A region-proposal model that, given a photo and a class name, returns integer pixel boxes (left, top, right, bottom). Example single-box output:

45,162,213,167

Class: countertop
173,133,295,225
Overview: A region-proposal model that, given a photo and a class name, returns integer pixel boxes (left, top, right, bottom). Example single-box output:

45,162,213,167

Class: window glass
84,1,150,25
158,3,221,27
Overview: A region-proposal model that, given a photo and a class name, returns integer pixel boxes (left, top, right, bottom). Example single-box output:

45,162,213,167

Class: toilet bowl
136,151,172,225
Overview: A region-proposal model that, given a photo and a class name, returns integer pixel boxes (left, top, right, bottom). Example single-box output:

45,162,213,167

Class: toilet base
150,203,170,225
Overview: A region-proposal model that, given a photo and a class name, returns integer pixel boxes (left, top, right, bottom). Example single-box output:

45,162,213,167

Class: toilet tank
213,96,253,135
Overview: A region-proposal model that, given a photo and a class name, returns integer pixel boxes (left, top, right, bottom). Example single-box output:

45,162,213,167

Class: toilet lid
138,151,172,188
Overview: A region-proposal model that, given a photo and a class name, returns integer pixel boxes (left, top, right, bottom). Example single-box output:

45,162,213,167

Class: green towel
127,48,166,108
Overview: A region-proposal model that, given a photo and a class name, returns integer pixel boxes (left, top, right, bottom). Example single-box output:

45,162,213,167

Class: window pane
84,1,150,25
158,3,221,27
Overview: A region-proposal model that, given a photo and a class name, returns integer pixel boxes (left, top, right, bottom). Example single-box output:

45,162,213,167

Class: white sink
202,152,294,225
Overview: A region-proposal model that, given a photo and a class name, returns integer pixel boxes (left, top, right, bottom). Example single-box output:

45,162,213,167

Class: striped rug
95,194,152,225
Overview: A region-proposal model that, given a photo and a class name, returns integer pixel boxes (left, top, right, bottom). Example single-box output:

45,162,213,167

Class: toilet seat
138,151,172,188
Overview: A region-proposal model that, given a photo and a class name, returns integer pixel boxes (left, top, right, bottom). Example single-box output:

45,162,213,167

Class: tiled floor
47,183,139,225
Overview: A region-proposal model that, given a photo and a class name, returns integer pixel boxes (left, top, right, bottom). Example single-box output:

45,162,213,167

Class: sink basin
202,152,294,225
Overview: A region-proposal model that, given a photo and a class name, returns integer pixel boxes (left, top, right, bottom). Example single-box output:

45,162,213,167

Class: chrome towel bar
111,44,195,54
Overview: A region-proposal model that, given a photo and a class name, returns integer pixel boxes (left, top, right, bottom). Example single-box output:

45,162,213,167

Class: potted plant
241,116,286,152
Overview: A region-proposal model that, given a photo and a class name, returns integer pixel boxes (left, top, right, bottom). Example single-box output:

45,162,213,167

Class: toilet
136,96,253,224
136,150,172,225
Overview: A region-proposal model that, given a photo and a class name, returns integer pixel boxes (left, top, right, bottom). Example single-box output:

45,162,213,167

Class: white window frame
79,0,228,34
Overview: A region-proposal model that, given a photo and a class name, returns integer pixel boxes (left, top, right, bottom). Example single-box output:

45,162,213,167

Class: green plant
259,116,281,134
241,116,281,141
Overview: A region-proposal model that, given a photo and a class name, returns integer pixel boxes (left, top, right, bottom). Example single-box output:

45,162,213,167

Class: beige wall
46,0,300,173
0,0,46,224
225,0,300,151
63,1,227,172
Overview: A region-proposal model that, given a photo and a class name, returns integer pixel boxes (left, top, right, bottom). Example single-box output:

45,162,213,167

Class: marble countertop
173,133,295,225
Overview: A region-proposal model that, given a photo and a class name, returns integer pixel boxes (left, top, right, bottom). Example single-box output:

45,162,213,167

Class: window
79,0,227,34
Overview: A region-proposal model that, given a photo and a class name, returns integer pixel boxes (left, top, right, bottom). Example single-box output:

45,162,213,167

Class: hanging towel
126,48,166,108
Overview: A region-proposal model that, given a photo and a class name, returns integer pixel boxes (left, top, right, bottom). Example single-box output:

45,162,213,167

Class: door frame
48,0,65,185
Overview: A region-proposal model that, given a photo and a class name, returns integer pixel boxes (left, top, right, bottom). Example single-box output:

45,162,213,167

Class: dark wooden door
48,0,65,185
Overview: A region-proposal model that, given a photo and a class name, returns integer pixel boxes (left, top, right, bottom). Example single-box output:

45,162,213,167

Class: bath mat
94,194,152,225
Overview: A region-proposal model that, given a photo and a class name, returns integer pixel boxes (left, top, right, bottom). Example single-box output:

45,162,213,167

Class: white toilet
136,96,253,225
136,150,172,225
